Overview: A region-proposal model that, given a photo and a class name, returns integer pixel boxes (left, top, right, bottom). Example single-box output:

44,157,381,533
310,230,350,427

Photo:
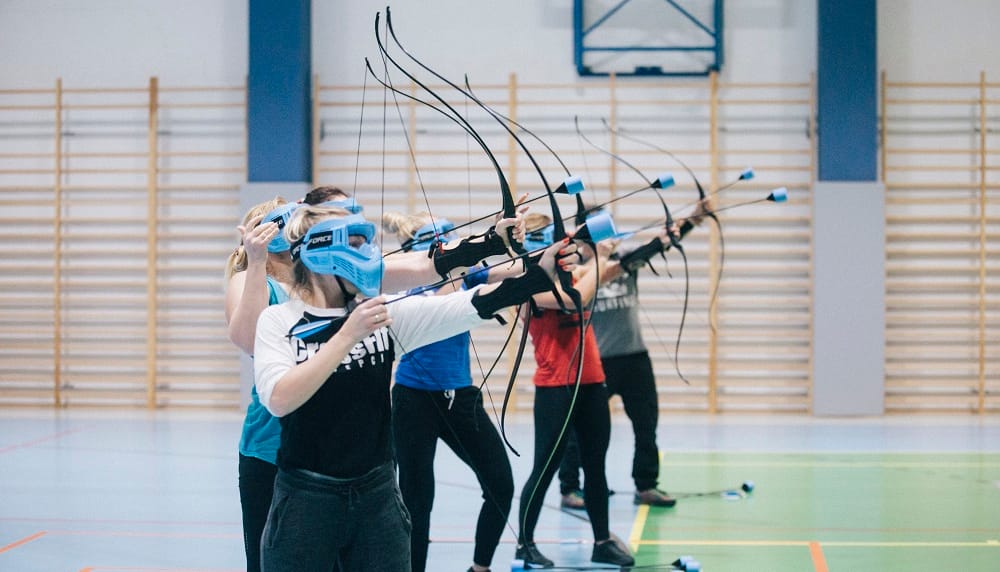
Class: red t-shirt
528,308,605,388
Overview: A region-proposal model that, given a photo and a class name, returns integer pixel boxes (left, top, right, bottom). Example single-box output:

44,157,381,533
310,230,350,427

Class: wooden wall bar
0,79,246,408
881,72,998,414
315,72,814,414
0,71,993,414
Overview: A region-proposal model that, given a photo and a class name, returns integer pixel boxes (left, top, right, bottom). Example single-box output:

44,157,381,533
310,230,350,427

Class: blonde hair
524,212,552,233
381,211,432,244
224,196,287,281
284,204,353,295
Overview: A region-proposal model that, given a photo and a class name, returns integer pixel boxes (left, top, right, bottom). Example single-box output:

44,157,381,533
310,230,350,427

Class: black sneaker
515,542,554,568
592,539,635,567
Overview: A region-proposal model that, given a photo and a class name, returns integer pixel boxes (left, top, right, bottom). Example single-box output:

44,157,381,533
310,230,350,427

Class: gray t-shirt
591,269,646,358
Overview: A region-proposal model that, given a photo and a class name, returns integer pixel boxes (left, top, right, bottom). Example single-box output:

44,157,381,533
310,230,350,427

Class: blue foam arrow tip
768,187,788,202
740,167,755,180
559,175,584,195
582,211,617,243
654,172,675,189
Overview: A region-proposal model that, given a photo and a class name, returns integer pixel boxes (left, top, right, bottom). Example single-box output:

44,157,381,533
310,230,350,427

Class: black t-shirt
276,311,396,478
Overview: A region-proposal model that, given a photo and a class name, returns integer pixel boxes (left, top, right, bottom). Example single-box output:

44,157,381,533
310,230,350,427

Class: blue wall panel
817,0,877,181
248,0,311,182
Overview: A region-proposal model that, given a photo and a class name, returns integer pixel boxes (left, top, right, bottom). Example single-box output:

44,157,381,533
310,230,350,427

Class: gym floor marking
628,504,650,552
808,541,828,572
0,425,93,455
1,529,239,542
0,531,46,554
661,459,1000,468
635,540,1000,548
80,566,242,572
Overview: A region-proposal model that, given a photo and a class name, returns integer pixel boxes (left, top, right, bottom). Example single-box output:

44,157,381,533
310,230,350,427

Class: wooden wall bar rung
62,104,148,110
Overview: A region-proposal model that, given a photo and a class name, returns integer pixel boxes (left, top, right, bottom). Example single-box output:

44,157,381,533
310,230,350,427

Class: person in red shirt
514,214,634,569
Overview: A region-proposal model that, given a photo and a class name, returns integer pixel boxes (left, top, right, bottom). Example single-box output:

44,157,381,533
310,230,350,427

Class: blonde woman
253,205,575,572
225,188,359,572
382,211,511,572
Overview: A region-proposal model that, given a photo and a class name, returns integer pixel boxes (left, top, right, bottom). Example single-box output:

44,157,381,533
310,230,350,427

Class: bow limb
463,76,591,226
576,116,692,385
374,11,520,233
373,11,530,444
599,118,725,332
377,10,547,459
383,8,587,462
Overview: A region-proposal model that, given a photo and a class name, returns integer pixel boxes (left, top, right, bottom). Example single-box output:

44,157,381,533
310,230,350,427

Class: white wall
879,0,1000,81
314,0,816,85
0,0,247,87
3,1,1000,88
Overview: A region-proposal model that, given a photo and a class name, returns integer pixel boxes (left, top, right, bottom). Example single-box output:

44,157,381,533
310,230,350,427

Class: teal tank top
238,276,288,464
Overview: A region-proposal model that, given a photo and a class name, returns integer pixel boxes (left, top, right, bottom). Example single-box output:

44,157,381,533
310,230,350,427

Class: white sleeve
387,287,492,351
253,306,296,414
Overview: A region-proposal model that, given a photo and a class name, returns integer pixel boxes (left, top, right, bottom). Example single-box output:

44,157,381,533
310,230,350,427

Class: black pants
391,384,514,572
519,383,611,544
559,351,661,492
239,454,278,572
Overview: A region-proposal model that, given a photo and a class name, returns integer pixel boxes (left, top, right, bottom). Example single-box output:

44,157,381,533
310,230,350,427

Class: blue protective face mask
291,215,384,297
262,203,302,253
523,223,554,253
404,219,457,252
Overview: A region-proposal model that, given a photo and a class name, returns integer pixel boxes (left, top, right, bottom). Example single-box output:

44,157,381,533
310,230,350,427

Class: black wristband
432,228,508,278
470,263,552,320
678,219,696,239
619,219,698,274
618,237,664,273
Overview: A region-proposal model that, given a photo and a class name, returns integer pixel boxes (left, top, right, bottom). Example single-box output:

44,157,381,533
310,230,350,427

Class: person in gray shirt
559,203,708,509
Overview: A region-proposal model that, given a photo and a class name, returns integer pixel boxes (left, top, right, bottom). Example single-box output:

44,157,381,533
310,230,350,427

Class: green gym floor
630,452,1000,571
1,411,998,571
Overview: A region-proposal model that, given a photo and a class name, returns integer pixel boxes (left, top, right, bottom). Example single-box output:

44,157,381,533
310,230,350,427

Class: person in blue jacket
382,210,514,572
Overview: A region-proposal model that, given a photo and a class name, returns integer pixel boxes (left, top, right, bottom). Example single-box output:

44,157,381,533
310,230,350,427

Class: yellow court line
628,504,649,553
636,539,1000,548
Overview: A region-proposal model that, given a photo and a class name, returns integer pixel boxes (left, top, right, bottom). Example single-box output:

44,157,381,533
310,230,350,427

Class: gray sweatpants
261,462,412,572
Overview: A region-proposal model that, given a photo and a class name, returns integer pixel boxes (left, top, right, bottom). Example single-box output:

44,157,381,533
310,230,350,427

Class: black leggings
238,454,278,572
518,383,611,544
560,351,662,492
392,384,514,572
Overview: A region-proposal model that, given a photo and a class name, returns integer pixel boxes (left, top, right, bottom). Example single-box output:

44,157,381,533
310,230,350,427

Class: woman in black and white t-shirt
253,204,575,572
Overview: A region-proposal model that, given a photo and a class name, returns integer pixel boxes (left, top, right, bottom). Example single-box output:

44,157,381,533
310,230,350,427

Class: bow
368,10,538,455
599,119,741,331
575,116,693,384
381,6,591,463
372,10,606,555
356,9,547,547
